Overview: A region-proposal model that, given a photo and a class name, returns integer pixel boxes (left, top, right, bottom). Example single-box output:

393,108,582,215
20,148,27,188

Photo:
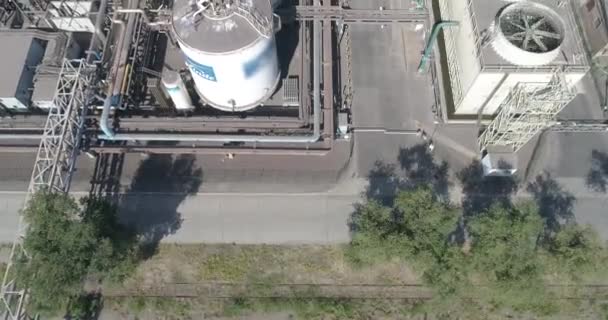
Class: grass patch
200,251,254,282
222,297,422,319
123,244,419,291
110,244,421,318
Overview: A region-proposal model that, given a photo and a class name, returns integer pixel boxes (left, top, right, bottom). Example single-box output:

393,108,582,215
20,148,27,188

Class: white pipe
86,0,109,62
100,1,137,138
98,133,320,143
313,19,321,142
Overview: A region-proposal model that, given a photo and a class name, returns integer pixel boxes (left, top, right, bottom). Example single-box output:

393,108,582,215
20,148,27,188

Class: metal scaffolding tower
1,59,93,320
478,72,576,153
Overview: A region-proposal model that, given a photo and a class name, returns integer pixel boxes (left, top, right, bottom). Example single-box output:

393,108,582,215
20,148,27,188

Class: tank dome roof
172,0,274,54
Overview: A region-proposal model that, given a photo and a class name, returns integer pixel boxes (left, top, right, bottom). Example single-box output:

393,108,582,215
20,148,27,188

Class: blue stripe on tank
185,57,217,82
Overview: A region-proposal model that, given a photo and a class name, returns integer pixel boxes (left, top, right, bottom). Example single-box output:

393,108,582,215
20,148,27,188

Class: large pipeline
86,0,109,63
99,0,139,138
98,11,324,144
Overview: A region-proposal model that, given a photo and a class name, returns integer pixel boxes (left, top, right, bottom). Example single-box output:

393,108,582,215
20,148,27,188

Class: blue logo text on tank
186,57,217,82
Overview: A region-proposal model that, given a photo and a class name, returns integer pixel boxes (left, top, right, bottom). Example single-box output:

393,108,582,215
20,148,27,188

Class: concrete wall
454,71,587,116
438,0,481,106
454,72,505,114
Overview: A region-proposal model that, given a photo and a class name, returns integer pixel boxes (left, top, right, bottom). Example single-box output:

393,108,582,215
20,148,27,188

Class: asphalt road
0,190,358,245
0,146,361,245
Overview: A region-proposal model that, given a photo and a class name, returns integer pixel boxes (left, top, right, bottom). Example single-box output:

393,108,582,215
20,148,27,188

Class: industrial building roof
0,33,35,97
471,0,588,69
172,0,273,53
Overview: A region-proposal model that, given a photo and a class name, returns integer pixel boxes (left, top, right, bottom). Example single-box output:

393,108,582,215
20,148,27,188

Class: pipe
100,97,114,138
98,17,324,144
86,0,109,63
99,19,124,138
99,0,139,138
114,8,170,26
313,19,321,142
97,133,321,143
113,9,137,97
417,21,459,73
0,134,43,139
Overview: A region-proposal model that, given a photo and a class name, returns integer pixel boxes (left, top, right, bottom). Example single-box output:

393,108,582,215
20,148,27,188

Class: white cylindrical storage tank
162,70,194,110
172,0,280,112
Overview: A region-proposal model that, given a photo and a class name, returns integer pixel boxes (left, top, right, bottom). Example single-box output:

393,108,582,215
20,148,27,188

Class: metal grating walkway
283,76,299,106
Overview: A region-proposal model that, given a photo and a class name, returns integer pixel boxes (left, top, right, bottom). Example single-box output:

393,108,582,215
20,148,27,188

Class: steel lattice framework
478,72,576,153
1,59,93,320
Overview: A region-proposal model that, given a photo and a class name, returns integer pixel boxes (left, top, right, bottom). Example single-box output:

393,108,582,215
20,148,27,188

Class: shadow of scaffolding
88,148,126,204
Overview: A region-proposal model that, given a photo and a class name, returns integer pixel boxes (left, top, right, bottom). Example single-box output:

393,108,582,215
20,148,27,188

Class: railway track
102,282,608,300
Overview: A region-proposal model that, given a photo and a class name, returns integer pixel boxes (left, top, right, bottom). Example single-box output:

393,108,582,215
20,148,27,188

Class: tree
16,192,97,314
467,202,556,313
80,197,139,281
347,201,409,266
468,202,543,282
391,187,458,258
348,187,459,267
15,191,137,315
547,224,605,278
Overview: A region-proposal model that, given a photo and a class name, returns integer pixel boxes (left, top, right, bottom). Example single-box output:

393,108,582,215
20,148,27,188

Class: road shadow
118,153,203,257
398,144,450,201
364,143,450,207
586,150,608,193
527,172,576,234
457,160,519,217
364,160,402,206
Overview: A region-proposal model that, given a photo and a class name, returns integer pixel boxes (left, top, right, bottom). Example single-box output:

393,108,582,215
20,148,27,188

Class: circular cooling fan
491,2,565,66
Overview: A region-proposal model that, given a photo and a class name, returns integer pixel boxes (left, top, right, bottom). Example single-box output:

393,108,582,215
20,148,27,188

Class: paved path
0,190,361,245
121,191,358,244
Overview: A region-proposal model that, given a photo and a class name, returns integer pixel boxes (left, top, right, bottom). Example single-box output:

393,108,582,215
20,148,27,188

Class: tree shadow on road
365,161,402,207
118,153,203,258
398,144,450,201
457,160,519,218
586,150,608,193
355,143,451,235
527,172,576,234
364,143,451,207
